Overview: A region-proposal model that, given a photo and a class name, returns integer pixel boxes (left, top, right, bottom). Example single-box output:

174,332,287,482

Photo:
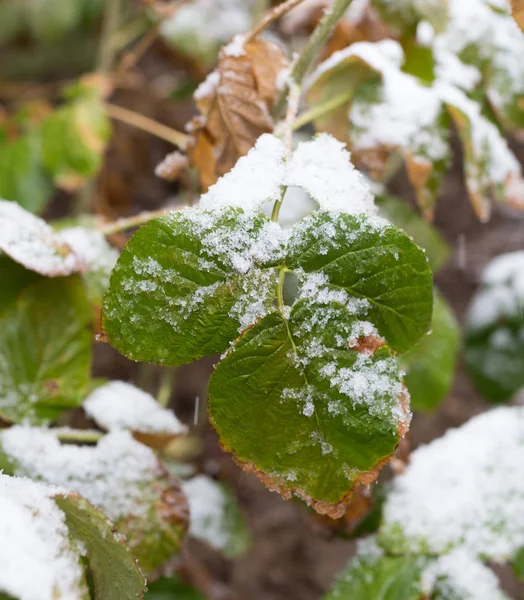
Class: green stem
293,89,355,130
99,207,179,235
274,0,353,117
277,267,286,312
157,367,177,408
271,185,287,223
98,0,124,73
54,428,103,444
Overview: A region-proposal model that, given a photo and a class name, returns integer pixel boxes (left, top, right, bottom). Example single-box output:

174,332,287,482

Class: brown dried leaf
404,152,435,221
190,37,288,190
512,0,524,33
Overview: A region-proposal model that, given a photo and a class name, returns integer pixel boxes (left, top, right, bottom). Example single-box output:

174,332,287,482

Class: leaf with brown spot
190,38,288,190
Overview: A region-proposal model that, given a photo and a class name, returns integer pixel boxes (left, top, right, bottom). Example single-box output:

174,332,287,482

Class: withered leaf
190,37,288,190
512,0,524,33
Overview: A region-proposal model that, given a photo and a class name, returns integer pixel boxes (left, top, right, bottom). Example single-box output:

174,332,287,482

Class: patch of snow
84,380,187,435
0,474,85,600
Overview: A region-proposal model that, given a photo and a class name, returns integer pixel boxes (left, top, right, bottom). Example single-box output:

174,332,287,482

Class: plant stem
99,0,124,73
274,0,353,117
277,267,286,311
99,207,180,235
157,367,177,408
104,103,191,149
271,185,287,223
293,89,355,130
54,428,103,444
245,0,307,43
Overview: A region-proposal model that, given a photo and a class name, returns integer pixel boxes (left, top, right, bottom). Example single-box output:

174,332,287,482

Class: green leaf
323,550,426,600
41,96,110,190
376,195,450,272
144,576,205,600
209,307,408,516
0,428,189,575
0,254,42,314
0,131,52,213
512,546,524,581
54,493,146,600
401,292,459,411
103,207,283,366
286,211,433,353
0,276,92,424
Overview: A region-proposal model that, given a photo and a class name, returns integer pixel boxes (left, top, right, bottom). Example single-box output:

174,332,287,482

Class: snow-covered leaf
464,251,524,402
286,211,433,353
376,194,450,271
0,276,92,425
182,475,250,558
189,37,287,189
0,254,41,314
209,308,410,517
0,473,146,600
0,428,189,575
0,200,83,276
380,406,524,561
84,380,187,445
103,207,284,366
401,292,459,411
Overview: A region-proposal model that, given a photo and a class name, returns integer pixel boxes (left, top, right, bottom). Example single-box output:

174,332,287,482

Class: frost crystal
84,381,187,435
0,474,84,600
199,133,377,217
1,428,162,522
0,200,81,276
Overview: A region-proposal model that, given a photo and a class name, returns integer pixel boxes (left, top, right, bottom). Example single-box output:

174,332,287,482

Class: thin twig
99,207,181,235
274,0,353,117
104,103,191,149
99,0,124,73
293,89,355,130
245,0,308,43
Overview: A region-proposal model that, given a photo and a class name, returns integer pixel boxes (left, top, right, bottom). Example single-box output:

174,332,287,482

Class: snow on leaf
0,474,88,600
181,475,251,557
0,427,189,575
0,200,83,276
103,206,284,366
84,380,187,438
381,405,524,560
199,133,377,216
464,251,524,402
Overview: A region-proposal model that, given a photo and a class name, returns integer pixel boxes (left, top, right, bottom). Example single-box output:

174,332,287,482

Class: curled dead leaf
188,37,288,190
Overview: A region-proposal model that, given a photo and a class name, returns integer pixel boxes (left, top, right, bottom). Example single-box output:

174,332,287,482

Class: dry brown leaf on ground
512,0,524,33
187,37,289,190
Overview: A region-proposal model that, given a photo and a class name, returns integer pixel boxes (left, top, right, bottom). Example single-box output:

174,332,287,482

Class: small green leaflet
103,207,283,365
0,276,92,424
401,292,459,411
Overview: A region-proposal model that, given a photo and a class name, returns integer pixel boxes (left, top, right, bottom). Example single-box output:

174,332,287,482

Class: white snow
0,200,82,276
58,226,118,279
0,474,85,600
182,475,230,551
466,251,524,330
199,133,377,217
1,428,162,522
382,405,524,560
84,381,187,435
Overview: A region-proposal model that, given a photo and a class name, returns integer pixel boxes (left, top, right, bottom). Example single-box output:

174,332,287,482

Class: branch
104,103,191,149
245,0,308,43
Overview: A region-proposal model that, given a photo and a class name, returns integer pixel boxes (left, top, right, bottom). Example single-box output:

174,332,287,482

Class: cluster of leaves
306,0,524,221
0,200,250,598
0,76,110,214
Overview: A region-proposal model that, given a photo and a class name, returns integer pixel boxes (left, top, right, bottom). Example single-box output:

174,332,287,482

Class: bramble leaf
286,211,433,353
54,493,146,600
0,276,92,424
0,254,41,314
144,576,204,600
209,308,409,517
103,207,283,366
401,292,459,411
